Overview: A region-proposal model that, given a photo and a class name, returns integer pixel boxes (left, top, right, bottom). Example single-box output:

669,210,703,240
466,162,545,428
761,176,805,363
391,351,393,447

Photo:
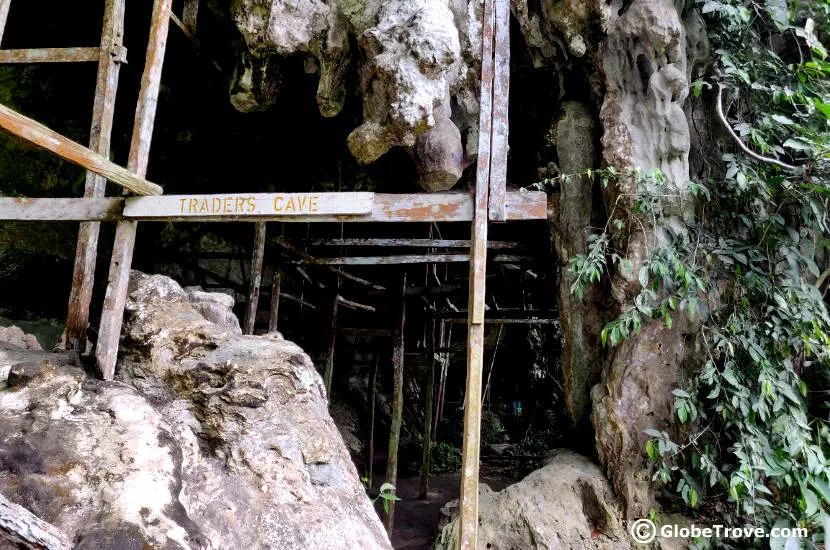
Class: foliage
560,0,830,545
373,482,400,514
480,411,506,447
430,442,462,474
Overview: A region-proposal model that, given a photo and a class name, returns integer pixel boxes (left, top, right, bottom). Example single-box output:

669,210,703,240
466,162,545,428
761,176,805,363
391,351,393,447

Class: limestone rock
184,286,242,335
433,450,631,550
0,325,41,351
0,272,392,550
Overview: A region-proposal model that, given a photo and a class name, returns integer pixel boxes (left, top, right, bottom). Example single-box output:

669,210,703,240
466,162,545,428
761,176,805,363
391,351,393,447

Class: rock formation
433,450,630,549
0,272,391,549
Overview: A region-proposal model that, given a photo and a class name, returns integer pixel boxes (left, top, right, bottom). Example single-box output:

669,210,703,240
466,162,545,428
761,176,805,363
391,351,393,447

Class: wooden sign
124,192,374,219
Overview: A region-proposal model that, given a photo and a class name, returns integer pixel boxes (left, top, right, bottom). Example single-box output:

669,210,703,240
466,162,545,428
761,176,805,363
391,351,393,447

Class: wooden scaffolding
0,0,533,548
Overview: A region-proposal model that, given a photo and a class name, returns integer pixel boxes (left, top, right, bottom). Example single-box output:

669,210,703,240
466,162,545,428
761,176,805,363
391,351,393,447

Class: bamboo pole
0,103,162,196
97,0,172,380
268,271,281,332
419,317,436,499
384,274,406,534
365,353,379,487
66,0,127,352
459,0,496,544
244,221,267,334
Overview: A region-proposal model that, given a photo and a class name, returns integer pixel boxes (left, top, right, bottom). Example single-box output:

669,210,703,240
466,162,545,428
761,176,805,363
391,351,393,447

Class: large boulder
0,272,392,550
0,325,41,351
433,450,631,550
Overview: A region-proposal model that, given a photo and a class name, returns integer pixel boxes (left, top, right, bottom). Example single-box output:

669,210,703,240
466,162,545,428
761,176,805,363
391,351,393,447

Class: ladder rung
0,47,99,64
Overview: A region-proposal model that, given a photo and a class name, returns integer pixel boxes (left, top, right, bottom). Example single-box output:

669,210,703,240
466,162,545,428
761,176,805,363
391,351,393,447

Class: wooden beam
384,275,406,534
337,295,376,312
0,191,547,223
243,221,267,334
365,354,379,488
293,254,525,266
0,0,11,46
324,294,339,401
0,103,162,196
279,291,316,309
337,327,391,337
268,271,281,332
488,0,510,222
0,492,71,550
459,0,496,544
305,238,524,249
122,191,547,222
446,318,558,325
0,47,101,63
66,0,127,353
97,0,172,380
272,237,385,291
419,317,436,499
432,309,556,319
0,198,122,221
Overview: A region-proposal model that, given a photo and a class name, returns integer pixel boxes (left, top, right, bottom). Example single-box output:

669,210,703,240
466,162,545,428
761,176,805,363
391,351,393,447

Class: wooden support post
459,0,496,545
0,0,11,46
0,103,162,196
244,221,267,334
365,353,379,488
66,0,126,352
268,271,281,333
433,320,448,439
419,317,436,499
323,294,339,400
488,0,510,222
384,274,406,534
96,0,172,380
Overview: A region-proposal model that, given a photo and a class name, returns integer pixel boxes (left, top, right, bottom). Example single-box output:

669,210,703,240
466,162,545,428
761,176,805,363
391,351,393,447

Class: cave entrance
0,0,559,547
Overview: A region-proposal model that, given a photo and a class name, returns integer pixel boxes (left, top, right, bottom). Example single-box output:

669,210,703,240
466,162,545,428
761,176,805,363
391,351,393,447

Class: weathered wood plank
66,0,127,352
460,0,496,544
268,271,281,333
0,492,71,550
97,0,172,380
446,318,558,325
292,254,525,265
384,275,406,534
337,295,376,312
488,0,510,222
0,198,123,221
124,192,373,218
0,47,100,64
0,103,162,196
120,192,545,222
305,238,523,249
243,221,267,334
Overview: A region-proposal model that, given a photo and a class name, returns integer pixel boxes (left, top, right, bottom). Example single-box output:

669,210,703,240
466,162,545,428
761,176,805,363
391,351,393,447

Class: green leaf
639,265,649,288
809,477,830,504
802,486,819,516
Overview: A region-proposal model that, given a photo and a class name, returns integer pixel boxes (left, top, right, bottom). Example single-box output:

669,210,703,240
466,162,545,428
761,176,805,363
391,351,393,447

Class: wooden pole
0,491,71,550
419,317,436,499
0,47,102,63
66,0,127,352
365,353,379,487
488,0,510,222
292,253,525,266
268,271,281,332
244,221,267,334
433,320,448,439
182,0,200,32
0,0,11,46
96,0,172,380
384,274,406,534
459,0,496,544
0,103,162,196
323,294,339,400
